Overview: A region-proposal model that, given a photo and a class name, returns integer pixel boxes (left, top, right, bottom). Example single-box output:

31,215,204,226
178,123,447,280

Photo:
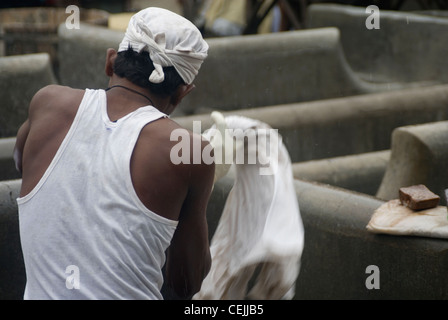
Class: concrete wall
0,138,19,182
0,53,57,138
307,4,448,84
3,176,448,300
57,23,414,117
0,180,25,300
174,84,448,163
292,150,390,196
57,22,123,91
377,121,448,203
177,27,401,116
292,179,448,300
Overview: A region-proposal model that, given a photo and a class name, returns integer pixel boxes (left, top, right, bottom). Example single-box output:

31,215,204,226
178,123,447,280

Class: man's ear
105,48,117,77
171,84,195,107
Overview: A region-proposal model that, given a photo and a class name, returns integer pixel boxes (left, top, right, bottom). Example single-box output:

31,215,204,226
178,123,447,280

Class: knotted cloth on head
118,7,209,85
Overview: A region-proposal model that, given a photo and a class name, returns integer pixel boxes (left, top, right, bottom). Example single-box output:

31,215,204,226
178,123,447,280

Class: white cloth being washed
195,115,304,300
367,199,448,239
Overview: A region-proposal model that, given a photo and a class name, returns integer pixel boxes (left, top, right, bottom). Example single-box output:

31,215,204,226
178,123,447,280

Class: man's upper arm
164,136,215,299
12,85,56,174
13,120,30,174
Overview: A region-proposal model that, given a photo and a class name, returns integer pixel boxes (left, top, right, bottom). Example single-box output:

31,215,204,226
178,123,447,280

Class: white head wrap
118,7,209,85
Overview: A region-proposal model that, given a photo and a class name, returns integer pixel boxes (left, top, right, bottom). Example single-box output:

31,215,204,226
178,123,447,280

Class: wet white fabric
367,199,448,239
17,89,178,300
202,111,233,184
118,7,209,84
195,115,304,300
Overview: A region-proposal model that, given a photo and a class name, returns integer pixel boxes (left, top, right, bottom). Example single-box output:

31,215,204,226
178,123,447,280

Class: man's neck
107,77,172,114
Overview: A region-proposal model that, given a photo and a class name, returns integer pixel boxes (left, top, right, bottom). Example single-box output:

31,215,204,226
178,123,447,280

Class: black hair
113,46,185,97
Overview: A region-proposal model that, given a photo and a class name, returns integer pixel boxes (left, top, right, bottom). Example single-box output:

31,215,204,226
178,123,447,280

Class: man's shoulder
143,118,203,143
141,118,214,166
27,85,85,123
31,85,84,108
168,120,212,155
34,84,83,98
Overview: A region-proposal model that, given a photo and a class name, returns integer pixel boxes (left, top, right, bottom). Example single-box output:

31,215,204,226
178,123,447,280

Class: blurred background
2,0,447,71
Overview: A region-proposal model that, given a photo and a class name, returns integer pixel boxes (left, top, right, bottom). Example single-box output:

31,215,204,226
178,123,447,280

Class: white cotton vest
17,89,178,300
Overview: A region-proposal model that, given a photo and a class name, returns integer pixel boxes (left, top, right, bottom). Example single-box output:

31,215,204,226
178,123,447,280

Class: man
14,7,214,300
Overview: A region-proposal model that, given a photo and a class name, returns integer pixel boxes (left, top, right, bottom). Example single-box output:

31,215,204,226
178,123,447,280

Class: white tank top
17,89,178,300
